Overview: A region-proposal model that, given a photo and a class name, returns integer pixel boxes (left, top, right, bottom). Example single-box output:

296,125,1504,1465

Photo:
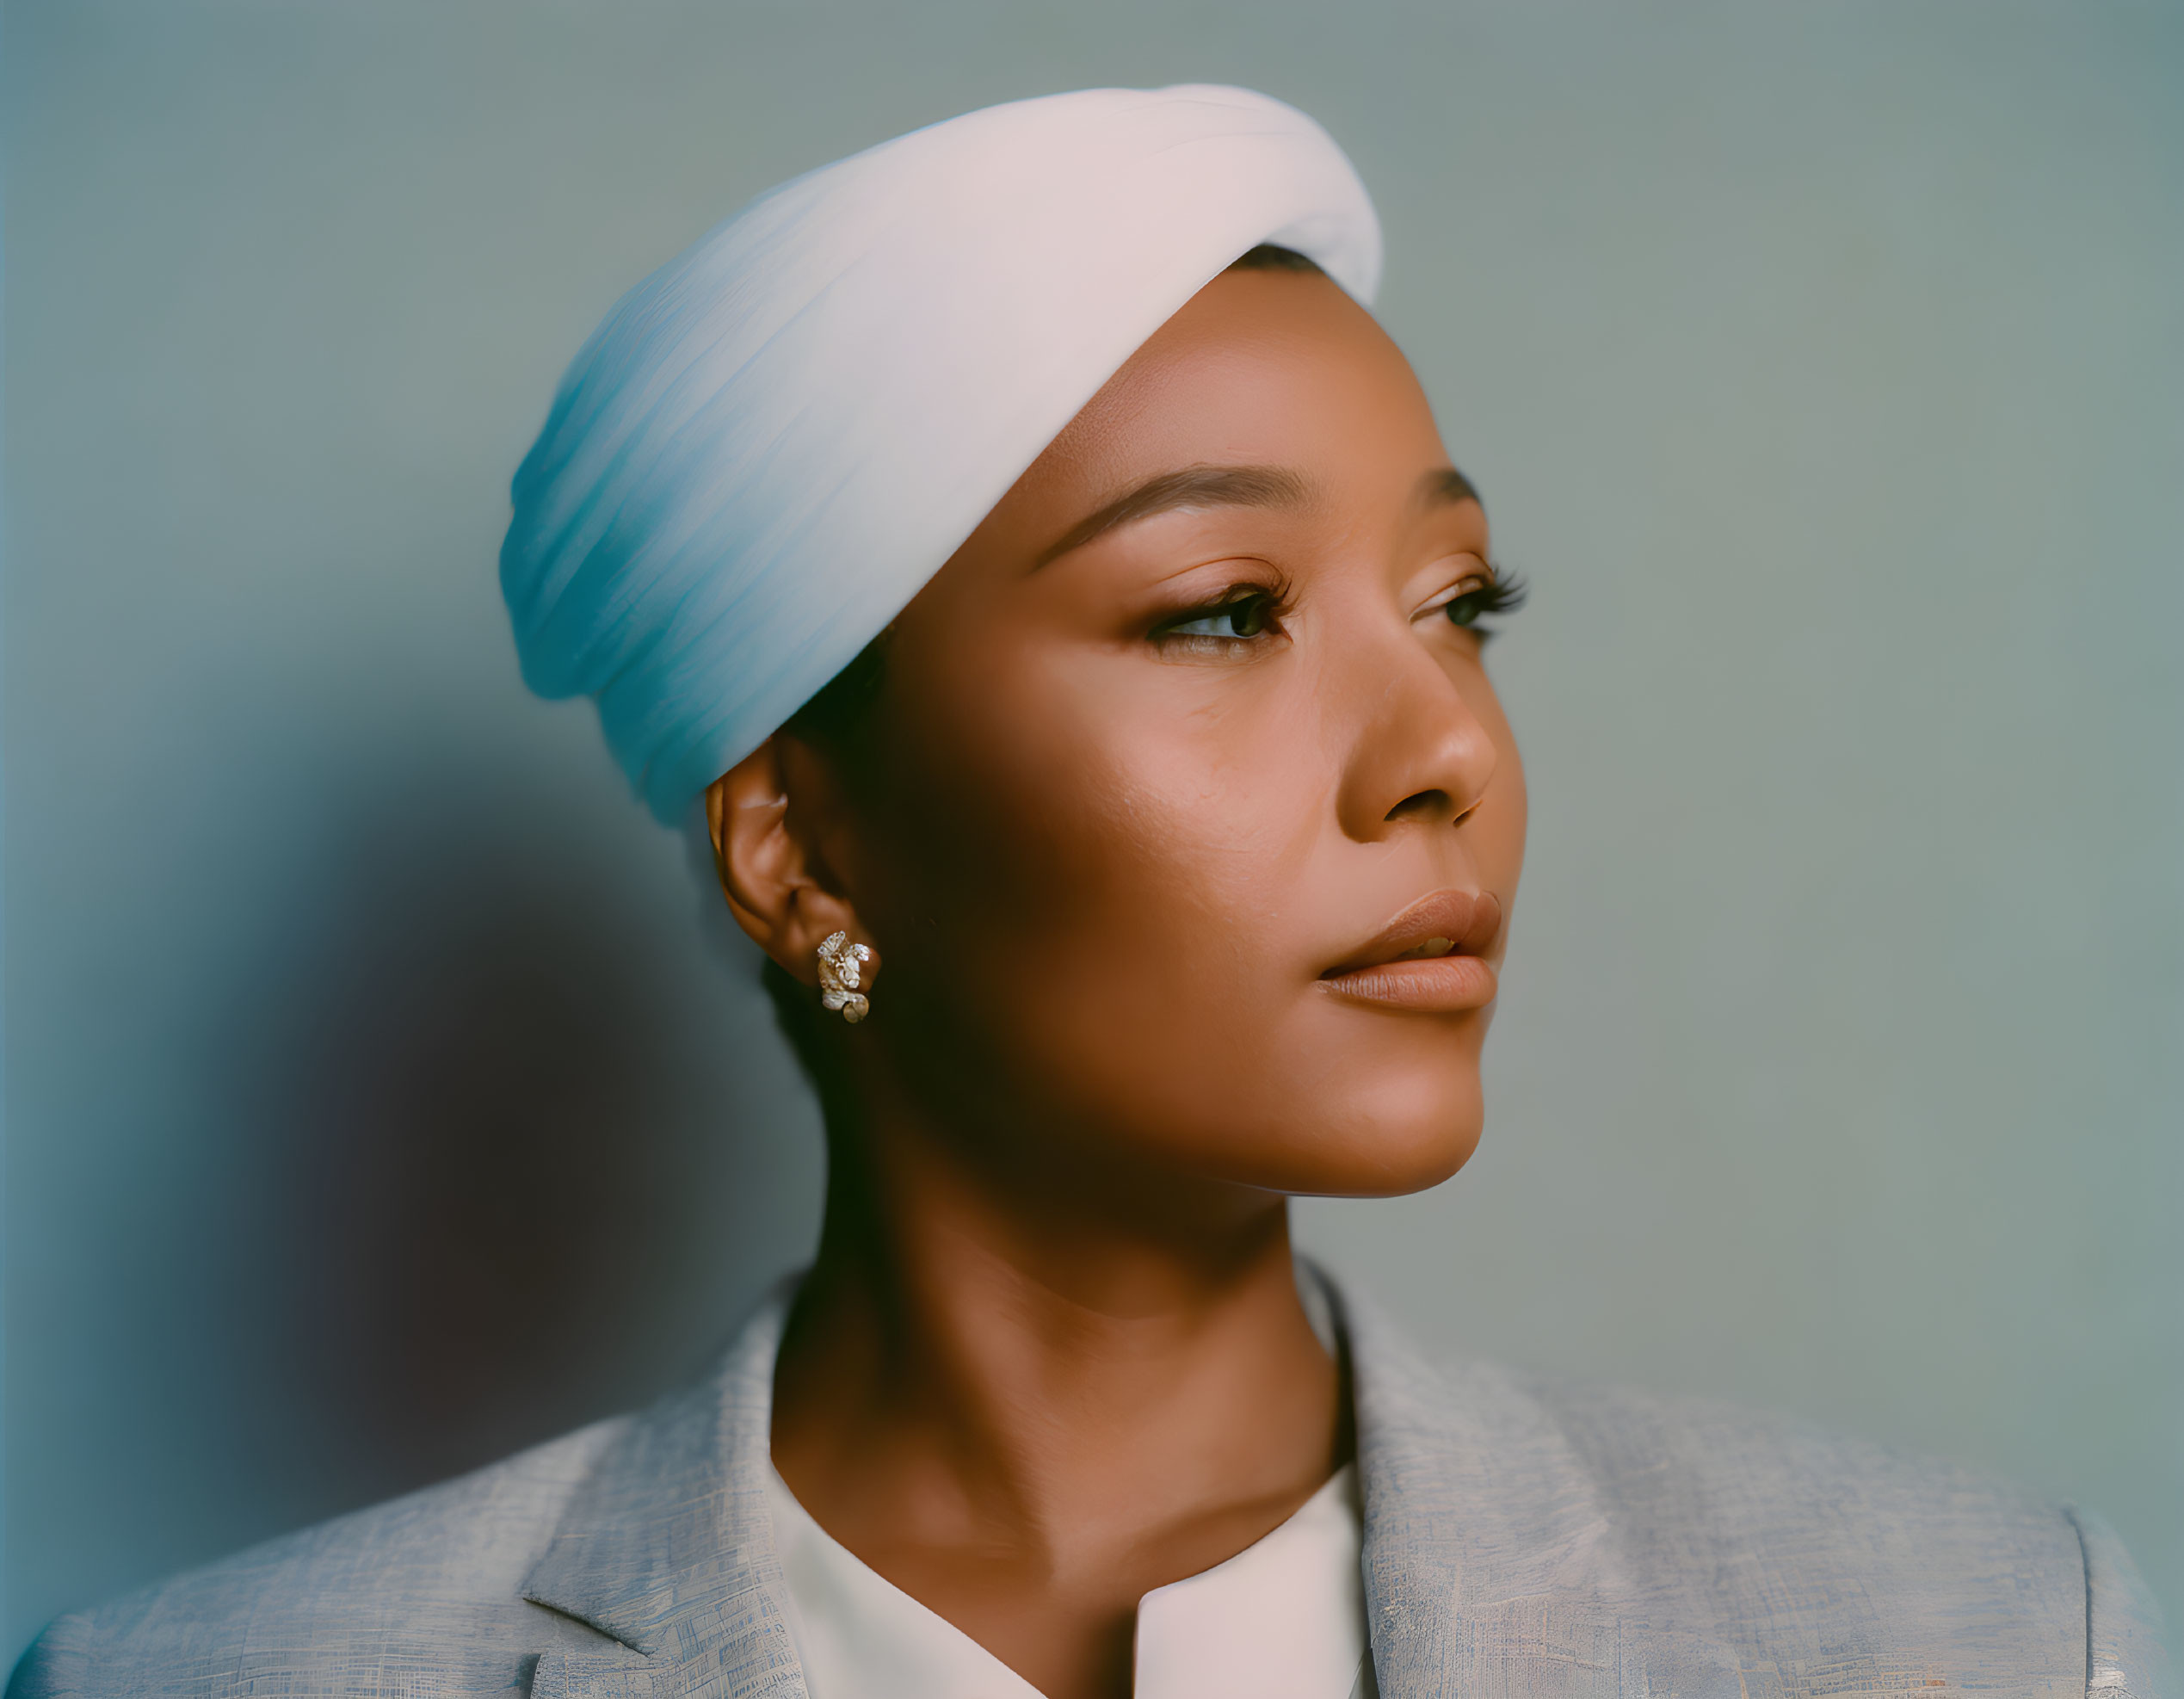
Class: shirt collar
763,1453,1367,1699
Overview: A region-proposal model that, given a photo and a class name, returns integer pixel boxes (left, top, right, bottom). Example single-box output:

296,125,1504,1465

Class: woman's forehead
990,271,1453,553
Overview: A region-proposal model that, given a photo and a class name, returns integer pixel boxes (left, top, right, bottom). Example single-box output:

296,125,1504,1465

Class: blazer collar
522,1267,1743,1699
521,1277,809,1698
1331,1276,1746,1699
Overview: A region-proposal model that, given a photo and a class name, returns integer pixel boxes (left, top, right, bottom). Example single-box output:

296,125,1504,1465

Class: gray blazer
11,1275,2171,1699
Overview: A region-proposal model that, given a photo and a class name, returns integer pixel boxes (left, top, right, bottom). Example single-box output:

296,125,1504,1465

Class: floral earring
815,930,874,1023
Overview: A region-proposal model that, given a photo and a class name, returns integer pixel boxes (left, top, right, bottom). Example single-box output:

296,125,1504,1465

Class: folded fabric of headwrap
500,83,1382,822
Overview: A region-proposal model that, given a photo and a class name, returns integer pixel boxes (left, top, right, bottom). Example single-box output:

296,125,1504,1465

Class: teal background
5,0,2179,1661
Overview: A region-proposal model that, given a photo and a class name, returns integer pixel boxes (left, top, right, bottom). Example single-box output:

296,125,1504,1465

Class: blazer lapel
1336,1279,1745,1699
521,1282,809,1699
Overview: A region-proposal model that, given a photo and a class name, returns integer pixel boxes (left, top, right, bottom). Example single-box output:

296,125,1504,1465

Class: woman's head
709,251,1526,1202
503,85,1521,1220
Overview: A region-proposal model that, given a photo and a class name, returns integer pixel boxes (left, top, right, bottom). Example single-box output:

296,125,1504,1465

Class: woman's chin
1295,1112,1482,1199
1224,1072,1486,1199
1293,1037,1487,1195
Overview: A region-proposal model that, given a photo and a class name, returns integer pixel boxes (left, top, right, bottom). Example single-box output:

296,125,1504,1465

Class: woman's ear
705,737,877,988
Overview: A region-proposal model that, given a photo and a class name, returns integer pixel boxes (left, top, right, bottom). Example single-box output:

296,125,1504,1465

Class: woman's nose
1332,630,1498,843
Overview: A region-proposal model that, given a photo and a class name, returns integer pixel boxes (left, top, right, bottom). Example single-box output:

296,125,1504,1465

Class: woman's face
820,265,1526,1198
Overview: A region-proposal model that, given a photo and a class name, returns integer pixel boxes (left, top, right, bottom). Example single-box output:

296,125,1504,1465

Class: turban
501,84,1382,822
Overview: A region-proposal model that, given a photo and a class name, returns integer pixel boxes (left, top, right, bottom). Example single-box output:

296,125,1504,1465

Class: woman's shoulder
1354,1320,2174,1699
7,1414,632,1699
1511,1360,2068,1535
1535,1368,2170,1695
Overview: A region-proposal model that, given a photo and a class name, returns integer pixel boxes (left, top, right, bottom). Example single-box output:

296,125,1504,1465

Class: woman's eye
1420,569,1527,633
1155,590,1279,643
1444,585,1492,627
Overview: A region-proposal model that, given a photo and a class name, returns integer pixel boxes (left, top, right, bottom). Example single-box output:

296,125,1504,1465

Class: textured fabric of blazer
11,1271,2172,1699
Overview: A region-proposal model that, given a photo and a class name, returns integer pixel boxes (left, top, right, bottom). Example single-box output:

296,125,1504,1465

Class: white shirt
763,1461,1374,1699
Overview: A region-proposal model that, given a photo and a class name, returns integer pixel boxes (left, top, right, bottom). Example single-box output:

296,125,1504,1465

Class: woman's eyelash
1441,568,1528,630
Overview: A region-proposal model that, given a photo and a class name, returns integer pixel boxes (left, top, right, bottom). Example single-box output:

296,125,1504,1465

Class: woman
12,85,2167,1699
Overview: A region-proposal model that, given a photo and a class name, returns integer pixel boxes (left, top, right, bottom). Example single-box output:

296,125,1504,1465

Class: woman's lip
1322,888,1503,977
1317,952,1499,1012
1317,889,1504,1012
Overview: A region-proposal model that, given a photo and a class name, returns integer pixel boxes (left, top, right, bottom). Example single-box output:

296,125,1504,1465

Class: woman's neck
767,1077,1348,1699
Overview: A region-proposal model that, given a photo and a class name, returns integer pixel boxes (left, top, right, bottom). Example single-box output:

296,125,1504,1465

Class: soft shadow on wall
251,782,807,1497
4,744,824,1646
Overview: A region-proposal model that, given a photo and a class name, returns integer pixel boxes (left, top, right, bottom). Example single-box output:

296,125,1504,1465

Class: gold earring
816,930,874,1023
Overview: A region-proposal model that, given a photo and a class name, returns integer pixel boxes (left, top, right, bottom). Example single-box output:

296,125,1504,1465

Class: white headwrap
501,84,1381,821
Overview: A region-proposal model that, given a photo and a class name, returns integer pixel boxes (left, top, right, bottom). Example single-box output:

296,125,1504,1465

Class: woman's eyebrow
1033,464,1311,569
1417,465,1483,514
